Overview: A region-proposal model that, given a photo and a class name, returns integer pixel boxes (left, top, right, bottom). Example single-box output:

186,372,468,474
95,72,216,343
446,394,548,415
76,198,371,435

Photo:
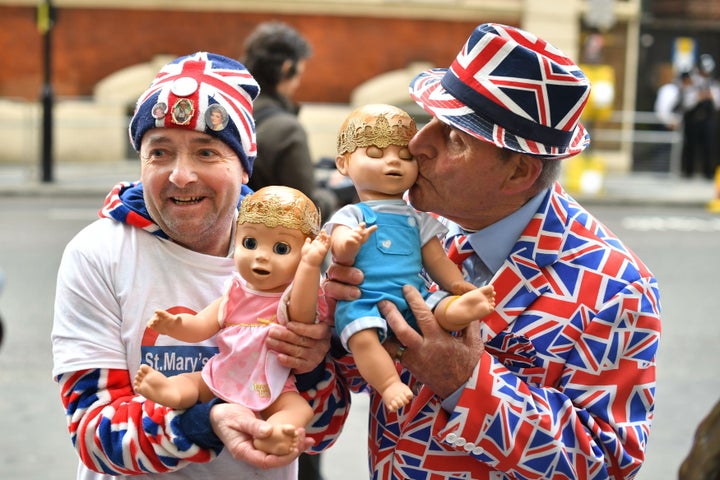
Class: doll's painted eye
366,146,383,158
399,147,413,160
242,237,258,249
273,242,291,255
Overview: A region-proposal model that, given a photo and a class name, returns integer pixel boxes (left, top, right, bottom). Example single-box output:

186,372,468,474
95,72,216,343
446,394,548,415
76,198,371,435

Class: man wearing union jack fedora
324,23,661,479
52,52,340,480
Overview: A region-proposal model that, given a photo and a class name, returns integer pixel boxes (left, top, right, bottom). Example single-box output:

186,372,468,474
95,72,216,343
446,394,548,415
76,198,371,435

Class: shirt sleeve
52,230,220,474
55,368,218,475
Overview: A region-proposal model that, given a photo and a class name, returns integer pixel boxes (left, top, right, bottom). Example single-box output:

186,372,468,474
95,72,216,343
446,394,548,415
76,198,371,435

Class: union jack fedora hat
409,23,591,159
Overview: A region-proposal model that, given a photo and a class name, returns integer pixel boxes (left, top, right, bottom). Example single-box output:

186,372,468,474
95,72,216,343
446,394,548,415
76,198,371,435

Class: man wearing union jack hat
324,23,661,479
51,52,341,480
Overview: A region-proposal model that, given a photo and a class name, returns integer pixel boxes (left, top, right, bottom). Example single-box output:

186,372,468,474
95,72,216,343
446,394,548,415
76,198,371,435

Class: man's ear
241,170,249,185
335,154,349,176
280,59,296,80
501,154,542,193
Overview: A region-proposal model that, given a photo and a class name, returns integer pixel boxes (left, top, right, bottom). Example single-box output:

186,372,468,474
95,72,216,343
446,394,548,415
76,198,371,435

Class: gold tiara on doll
337,104,417,155
237,186,320,237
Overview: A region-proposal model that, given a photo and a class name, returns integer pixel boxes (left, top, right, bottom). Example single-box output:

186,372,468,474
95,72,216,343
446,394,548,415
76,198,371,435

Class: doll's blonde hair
237,186,320,237
337,103,417,155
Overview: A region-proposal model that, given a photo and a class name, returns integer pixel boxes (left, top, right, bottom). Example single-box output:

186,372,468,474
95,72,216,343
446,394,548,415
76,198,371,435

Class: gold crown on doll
237,186,320,237
337,110,417,155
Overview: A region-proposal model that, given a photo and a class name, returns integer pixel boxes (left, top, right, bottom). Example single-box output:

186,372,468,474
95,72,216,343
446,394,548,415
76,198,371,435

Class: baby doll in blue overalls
325,104,496,412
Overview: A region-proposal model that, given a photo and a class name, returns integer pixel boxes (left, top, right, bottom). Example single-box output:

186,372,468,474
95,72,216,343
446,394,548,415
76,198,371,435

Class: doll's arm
421,237,475,295
329,222,378,266
149,297,223,343
288,231,331,325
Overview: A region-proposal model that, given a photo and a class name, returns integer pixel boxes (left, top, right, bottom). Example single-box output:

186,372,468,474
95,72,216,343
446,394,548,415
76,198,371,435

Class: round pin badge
205,104,229,131
151,102,167,119
171,77,199,96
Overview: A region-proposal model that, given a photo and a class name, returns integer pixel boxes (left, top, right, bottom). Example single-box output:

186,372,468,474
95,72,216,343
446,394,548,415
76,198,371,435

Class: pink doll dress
201,273,296,410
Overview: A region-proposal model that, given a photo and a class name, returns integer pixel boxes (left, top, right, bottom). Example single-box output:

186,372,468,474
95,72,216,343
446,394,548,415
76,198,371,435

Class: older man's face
139,128,248,257
408,118,522,231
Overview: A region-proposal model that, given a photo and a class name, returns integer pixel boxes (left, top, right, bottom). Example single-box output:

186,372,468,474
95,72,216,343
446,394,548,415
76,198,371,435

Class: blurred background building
0,0,718,177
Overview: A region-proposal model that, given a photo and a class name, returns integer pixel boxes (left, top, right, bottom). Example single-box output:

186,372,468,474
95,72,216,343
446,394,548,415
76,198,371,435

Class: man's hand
380,285,484,399
210,402,313,469
267,321,331,374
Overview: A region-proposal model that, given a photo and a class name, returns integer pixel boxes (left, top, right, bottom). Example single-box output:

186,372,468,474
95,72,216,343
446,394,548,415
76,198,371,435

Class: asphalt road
0,195,718,479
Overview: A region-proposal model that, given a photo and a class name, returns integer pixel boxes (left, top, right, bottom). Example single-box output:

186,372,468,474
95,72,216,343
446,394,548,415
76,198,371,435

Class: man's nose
408,118,438,160
168,155,198,187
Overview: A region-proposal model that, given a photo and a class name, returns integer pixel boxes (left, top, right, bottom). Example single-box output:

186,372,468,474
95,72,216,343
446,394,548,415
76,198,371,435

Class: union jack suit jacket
326,183,661,480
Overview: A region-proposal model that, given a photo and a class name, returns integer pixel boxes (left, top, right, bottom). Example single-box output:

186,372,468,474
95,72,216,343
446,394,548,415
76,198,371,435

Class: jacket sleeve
296,338,361,452
55,367,219,475
265,115,316,196
435,276,661,479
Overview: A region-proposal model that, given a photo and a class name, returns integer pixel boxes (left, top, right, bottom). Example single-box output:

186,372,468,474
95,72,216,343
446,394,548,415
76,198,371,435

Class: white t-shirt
52,218,296,480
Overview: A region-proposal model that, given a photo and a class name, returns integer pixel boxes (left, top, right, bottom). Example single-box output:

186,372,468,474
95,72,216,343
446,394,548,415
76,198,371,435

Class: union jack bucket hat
129,52,260,174
409,23,591,159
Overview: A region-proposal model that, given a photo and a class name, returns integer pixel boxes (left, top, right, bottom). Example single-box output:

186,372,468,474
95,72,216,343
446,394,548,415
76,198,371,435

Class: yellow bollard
564,153,606,197
707,166,720,213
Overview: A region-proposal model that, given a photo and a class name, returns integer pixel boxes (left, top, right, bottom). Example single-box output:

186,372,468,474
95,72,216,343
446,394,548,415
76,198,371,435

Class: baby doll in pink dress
134,185,330,456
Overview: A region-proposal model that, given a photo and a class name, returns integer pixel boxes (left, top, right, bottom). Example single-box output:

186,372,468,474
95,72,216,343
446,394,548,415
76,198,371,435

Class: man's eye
146,148,168,159
273,242,291,255
242,237,257,249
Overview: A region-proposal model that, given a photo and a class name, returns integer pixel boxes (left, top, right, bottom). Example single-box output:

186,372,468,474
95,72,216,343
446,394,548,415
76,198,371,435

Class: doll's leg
436,284,496,332
348,329,413,412
134,365,206,409
253,391,314,456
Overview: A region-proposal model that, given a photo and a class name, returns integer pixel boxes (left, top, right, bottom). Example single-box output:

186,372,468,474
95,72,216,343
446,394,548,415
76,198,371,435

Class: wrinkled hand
380,285,484,399
267,321,331,374
210,402,312,469
322,263,364,314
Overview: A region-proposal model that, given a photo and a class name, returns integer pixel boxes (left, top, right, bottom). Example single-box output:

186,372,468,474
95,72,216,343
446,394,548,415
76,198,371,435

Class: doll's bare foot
442,285,497,330
252,424,300,456
134,364,182,407
381,381,414,412
471,284,496,317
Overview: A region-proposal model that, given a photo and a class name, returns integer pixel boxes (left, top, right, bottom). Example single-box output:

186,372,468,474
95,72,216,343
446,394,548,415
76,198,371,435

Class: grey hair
498,149,562,192
535,157,562,191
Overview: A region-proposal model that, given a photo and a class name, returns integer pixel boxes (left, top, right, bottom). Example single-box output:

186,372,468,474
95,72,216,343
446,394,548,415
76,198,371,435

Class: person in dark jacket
242,21,338,224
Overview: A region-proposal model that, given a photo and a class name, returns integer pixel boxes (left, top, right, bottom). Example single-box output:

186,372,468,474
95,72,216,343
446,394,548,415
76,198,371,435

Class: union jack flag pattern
409,23,591,160
129,52,260,174
324,182,661,479
444,233,473,276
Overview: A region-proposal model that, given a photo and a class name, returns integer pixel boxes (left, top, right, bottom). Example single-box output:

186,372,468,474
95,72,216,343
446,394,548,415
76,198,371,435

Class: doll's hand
210,402,312,468
348,222,378,248
267,320,331,374
147,309,181,335
301,230,331,268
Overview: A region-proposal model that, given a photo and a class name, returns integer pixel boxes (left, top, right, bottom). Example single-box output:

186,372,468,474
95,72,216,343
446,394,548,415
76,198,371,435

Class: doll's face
234,222,308,292
337,144,417,201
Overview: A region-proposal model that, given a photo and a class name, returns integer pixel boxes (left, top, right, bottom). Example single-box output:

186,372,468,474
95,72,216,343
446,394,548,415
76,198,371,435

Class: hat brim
409,68,589,160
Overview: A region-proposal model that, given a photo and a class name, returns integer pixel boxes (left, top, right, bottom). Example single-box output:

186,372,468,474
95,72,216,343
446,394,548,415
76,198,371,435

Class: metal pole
39,0,54,183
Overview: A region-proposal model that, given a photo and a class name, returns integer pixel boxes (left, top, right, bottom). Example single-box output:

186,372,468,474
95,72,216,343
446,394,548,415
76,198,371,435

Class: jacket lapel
478,184,570,343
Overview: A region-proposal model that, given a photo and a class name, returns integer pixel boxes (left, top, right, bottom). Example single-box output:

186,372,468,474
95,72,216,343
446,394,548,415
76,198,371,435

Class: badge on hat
205,104,229,131
171,99,194,126
151,102,167,119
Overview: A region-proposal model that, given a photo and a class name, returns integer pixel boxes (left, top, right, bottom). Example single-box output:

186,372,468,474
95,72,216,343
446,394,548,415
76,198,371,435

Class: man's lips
169,196,204,205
